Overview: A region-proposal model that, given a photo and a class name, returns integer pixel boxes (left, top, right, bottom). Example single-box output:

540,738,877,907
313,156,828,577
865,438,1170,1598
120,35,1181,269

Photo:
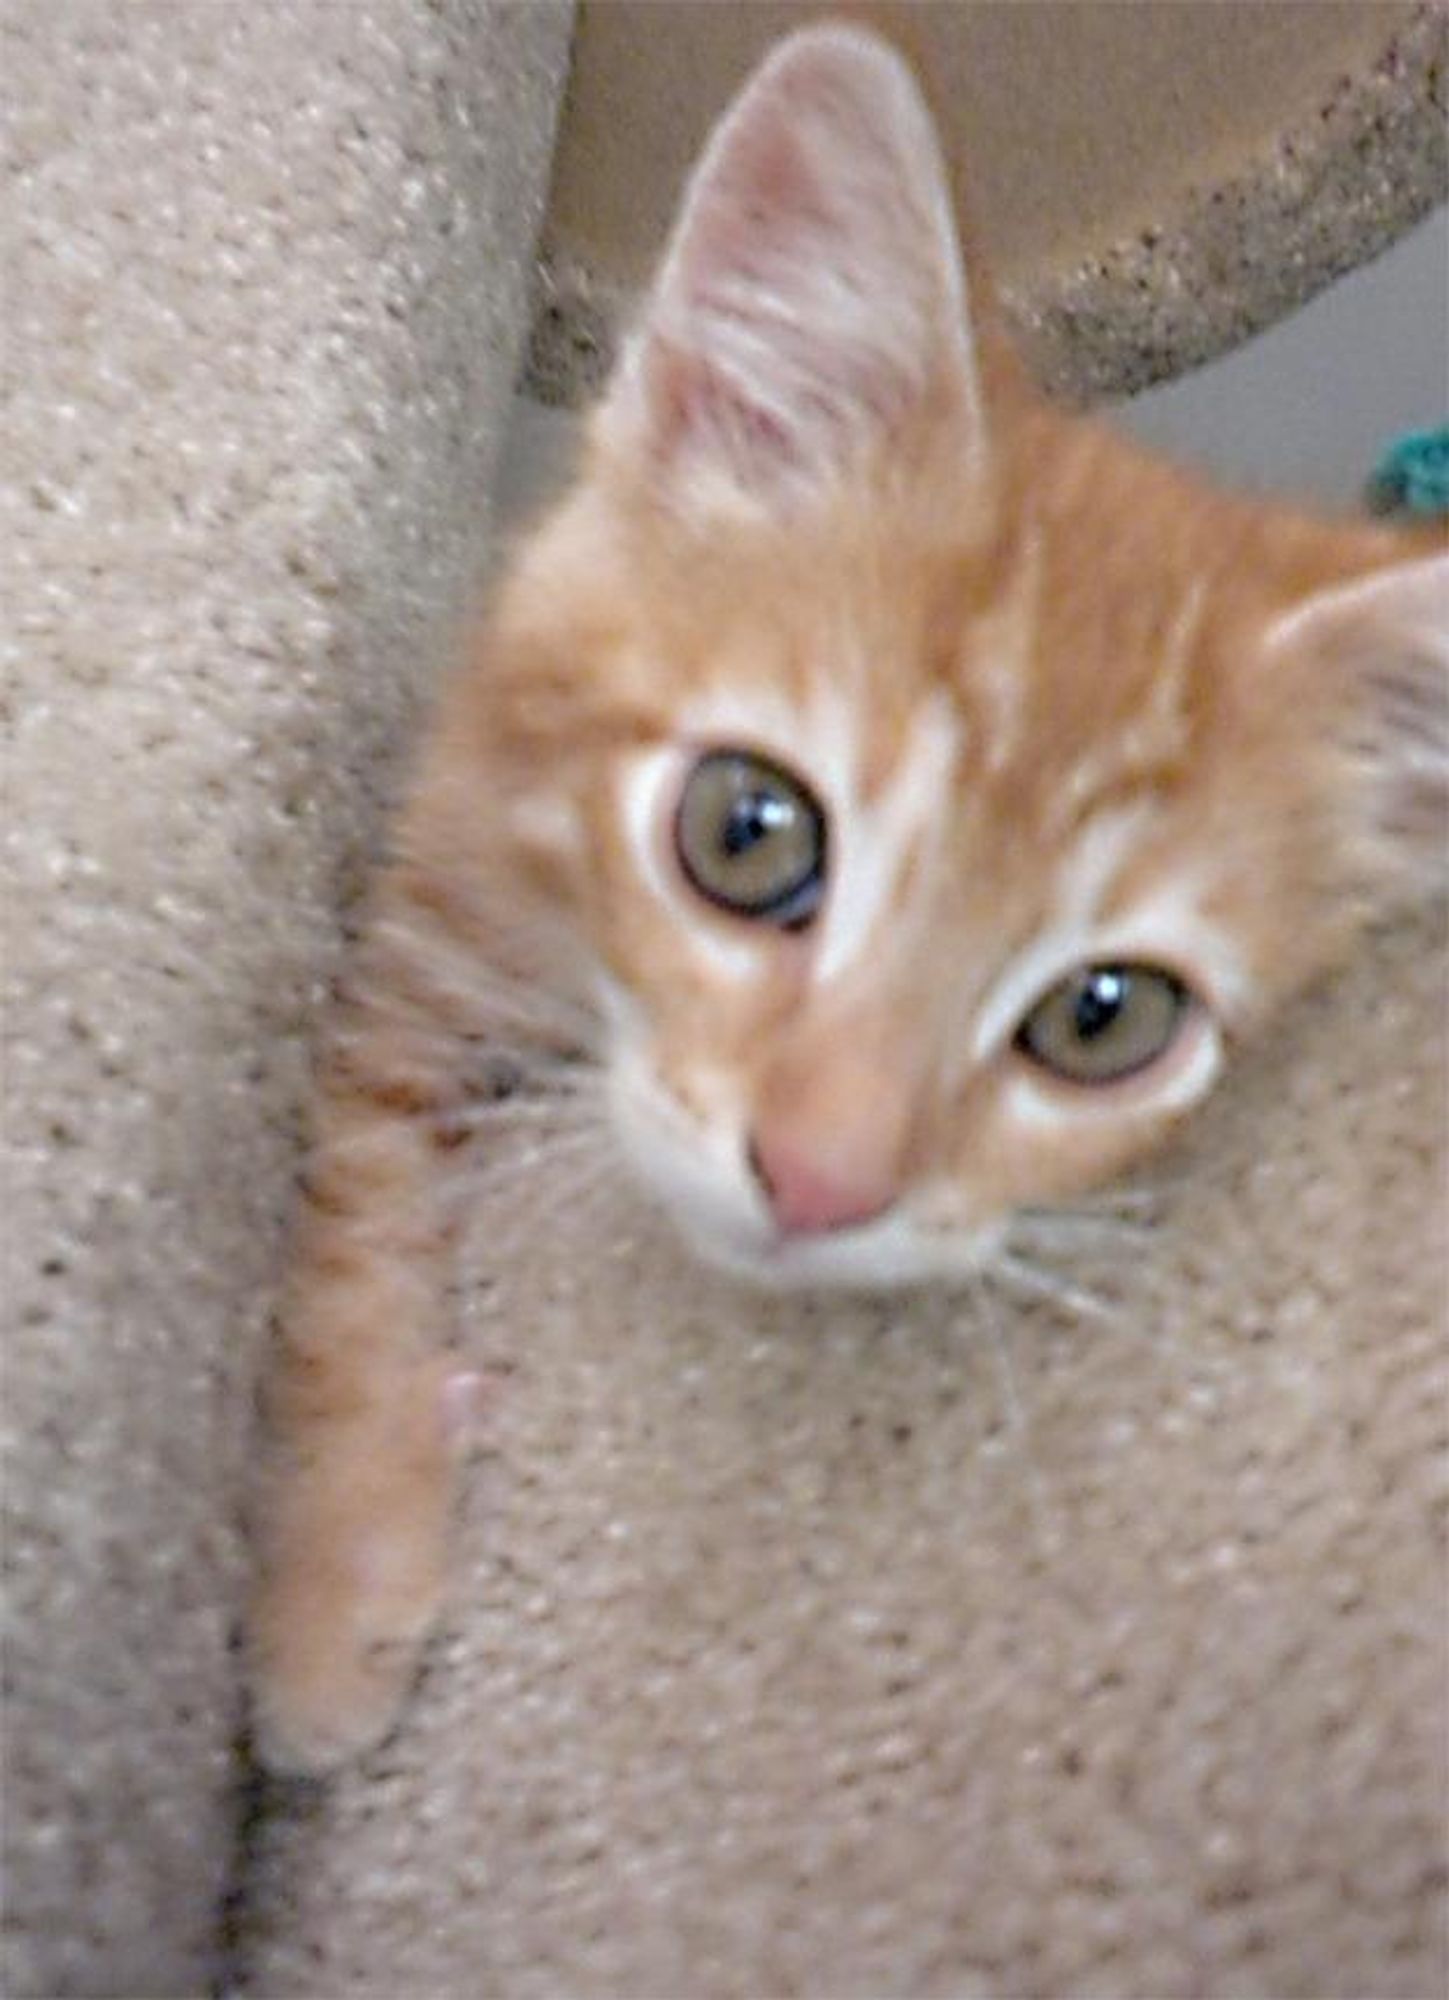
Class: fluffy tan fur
250,25,1446,1771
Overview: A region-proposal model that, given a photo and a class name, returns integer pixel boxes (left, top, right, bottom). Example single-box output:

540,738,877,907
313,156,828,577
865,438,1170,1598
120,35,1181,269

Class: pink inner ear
645,337,799,478
1267,550,1449,895
714,101,835,244
440,1368,492,1455
609,25,979,509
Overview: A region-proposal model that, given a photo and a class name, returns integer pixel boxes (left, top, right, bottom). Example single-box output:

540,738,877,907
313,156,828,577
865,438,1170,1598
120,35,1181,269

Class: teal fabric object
1366,424,1449,518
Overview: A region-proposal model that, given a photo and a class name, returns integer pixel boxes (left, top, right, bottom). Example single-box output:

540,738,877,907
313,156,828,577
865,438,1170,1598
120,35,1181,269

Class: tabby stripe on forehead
814,698,959,984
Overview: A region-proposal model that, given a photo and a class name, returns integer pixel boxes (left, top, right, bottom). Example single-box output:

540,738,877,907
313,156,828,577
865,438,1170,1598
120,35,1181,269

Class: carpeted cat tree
4,5,1444,1997
3,4,573,1990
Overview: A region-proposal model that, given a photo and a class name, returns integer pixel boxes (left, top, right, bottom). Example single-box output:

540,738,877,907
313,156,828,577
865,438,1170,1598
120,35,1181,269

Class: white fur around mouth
607,1045,1003,1294
662,1198,1003,1296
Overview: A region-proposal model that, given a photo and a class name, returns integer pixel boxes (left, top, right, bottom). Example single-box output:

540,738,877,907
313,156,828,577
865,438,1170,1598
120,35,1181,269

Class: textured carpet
241,905,1449,1997
5,3,1444,1996
1,3,572,1991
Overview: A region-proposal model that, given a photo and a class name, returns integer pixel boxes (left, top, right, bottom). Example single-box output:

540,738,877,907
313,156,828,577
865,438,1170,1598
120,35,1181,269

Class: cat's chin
660,1204,1002,1297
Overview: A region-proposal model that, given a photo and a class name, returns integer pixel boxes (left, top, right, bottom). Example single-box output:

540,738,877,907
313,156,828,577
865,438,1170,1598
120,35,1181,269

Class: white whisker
962,1270,1059,1557
438,1117,610,1197
990,1251,1116,1327
1010,1206,1153,1247
526,1141,614,1203
440,1089,603,1133
477,1121,608,1174
367,912,604,1051
451,1145,619,1255
501,1060,601,1092
555,1155,630,1224
996,1237,1221,1383
1059,1183,1174,1219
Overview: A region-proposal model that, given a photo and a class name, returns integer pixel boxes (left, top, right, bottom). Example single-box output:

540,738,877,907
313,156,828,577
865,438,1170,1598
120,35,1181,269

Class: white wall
1115,208,1448,508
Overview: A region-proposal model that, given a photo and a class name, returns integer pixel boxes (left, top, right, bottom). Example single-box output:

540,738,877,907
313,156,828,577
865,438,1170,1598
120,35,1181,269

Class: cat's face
458,26,1445,1291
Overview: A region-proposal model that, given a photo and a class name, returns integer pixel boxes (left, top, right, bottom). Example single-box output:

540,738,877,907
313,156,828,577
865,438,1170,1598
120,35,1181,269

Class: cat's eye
674,749,826,926
1015,963,1189,1084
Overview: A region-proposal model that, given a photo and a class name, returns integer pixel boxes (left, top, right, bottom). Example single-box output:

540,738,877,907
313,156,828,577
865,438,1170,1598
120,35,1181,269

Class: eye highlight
674,749,826,926
1015,963,1190,1084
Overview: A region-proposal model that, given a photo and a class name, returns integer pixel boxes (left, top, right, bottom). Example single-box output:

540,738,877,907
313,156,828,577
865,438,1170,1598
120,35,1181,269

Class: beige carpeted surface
5,3,1445,1996
1,3,572,1991
242,910,1449,1996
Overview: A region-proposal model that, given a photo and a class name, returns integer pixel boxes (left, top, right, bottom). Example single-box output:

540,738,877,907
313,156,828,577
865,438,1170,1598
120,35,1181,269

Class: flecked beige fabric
240,908,1448,1997
6,3,1444,1995
1,3,572,1991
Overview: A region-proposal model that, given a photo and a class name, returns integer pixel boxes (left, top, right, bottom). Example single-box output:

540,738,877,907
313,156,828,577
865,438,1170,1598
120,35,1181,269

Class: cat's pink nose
748,1131,897,1236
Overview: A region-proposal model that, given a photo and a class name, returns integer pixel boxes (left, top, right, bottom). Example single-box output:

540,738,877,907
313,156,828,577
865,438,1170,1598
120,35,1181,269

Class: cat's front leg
249,918,477,1774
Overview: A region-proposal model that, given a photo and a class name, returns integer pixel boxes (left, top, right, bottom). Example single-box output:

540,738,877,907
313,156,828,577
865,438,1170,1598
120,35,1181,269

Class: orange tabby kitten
250,26,1446,1771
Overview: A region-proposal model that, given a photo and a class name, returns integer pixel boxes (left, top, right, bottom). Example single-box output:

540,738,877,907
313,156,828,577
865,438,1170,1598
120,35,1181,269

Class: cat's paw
248,1365,484,1775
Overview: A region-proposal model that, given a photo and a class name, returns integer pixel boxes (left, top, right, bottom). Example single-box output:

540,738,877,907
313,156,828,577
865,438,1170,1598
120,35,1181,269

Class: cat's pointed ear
597,25,984,517
1270,549,1449,902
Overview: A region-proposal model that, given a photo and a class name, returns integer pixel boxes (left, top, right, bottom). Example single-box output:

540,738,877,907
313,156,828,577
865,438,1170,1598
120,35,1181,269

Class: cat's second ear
598,26,984,518
1269,549,1448,906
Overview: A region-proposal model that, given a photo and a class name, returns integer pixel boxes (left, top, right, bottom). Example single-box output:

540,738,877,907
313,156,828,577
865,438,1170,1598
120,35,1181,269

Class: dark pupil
721,789,787,858
1073,968,1128,1041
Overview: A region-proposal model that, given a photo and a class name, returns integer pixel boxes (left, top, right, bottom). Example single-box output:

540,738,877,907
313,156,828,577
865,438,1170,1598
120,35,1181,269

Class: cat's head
463,26,1446,1289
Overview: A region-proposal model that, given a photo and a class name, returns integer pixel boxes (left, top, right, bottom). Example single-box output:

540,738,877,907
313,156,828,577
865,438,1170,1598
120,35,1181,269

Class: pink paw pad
440,1367,496,1451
